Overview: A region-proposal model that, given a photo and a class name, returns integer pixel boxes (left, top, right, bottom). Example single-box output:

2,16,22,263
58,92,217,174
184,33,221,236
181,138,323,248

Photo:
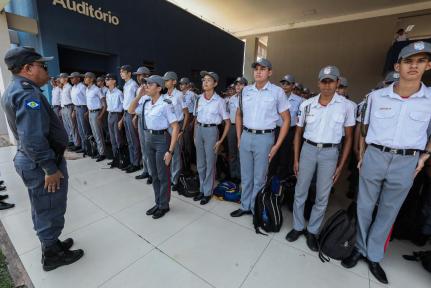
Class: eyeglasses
30,63,48,71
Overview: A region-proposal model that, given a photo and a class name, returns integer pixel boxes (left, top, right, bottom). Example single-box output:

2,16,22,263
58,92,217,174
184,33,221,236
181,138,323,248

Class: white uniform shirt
194,93,229,125
135,95,151,116
241,82,290,130
227,94,239,124
60,83,73,107
143,96,178,130
122,79,138,111
276,92,303,127
100,86,108,97
86,84,104,110
51,86,62,106
183,90,195,113
106,87,124,112
71,82,87,106
297,93,356,144
363,83,431,150
164,88,187,122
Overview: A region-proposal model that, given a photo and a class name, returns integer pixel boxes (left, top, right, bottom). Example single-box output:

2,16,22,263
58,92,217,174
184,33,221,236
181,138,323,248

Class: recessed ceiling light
406,25,415,32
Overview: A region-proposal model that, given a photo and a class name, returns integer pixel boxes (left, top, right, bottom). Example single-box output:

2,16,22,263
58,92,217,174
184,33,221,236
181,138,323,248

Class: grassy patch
0,250,13,288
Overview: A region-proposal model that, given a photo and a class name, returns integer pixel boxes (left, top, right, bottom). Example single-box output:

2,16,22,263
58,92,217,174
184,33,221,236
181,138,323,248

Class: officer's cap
384,71,400,84
133,66,151,75
145,75,164,87
398,41,431,61
4,46,53,71
68,72,83,78
163,71,178,81
318,65,340,81
338,77,348,87
119,65,133,72
179,77,190,85
84,72,96,79
59,73,69,78
200,71,219,82
234,76,248,85
105,73,117,81
251,58,272,69
280,74,295,84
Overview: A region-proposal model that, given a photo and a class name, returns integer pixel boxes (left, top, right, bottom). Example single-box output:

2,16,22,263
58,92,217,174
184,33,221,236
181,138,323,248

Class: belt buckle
389,148,398,154
252,129,257,134
317,143,323,148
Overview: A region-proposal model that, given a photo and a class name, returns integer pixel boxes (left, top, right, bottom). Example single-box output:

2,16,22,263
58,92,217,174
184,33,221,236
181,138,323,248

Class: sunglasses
30,63,48,71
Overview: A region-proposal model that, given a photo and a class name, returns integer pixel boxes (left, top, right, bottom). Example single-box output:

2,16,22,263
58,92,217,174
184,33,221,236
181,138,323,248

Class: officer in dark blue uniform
1,47,84,272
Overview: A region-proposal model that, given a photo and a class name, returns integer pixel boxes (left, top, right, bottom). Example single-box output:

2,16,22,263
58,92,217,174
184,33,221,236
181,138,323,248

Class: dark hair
10,65,24,75
397,29,405,34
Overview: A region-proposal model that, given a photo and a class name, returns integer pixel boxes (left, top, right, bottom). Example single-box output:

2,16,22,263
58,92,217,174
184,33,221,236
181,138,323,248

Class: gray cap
251,58,272,69
234,76,248,85
133,66,151,75
200,70,219,82
59,73,69,78
398,41,431,60
4,46,53,71
163,71,178,81
96,76,105,82
119,65,133,72
68,72,83,78
280,74,295,84
145,75,164,87
179,77,190,85
339,77,348,87
294,83,304,90
318,65,340,81
384,71,400,83
84,72,96,79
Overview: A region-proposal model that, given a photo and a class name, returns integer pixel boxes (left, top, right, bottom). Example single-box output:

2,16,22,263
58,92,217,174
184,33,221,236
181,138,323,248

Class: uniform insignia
414,41,425,51
21,81,33,90
324,67,331,75
163,98,172,104
379,107,391,110
25,99,41,110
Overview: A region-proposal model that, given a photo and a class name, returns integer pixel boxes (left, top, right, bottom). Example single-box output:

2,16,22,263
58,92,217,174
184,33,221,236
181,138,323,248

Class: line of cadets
50,41,431,285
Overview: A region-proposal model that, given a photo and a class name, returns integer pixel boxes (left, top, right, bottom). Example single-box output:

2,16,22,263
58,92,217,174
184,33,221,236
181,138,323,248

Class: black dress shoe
171,183,178,191
193,193,204,201
306,232,319,252
152,208,169,219
146,176,153,185
0,202,14,210
230,209,252,217
285,229,304,242
0,195,8,201
146,205,158,216
60,238,74,251
200,196,211,205
341,249,364,268
0,180,4,185
96,155,106,162
367,260,388,284
0,186,6,192
121,164,132,171
126,165,140,173
135,172,149,180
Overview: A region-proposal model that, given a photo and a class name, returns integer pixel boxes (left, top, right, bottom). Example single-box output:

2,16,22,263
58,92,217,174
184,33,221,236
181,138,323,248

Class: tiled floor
0,146,430,288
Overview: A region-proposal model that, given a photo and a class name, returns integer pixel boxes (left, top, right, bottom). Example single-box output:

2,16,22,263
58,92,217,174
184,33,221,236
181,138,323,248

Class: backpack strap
360,93,371,137
141,99,151,130
318,210,346,263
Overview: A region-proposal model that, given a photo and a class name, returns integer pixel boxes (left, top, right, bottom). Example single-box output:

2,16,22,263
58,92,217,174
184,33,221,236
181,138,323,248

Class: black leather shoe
285,229,304,242
152,208,169,219
230,209,252,217
193,193,204,201
200,196,211,205
146,205,158,216
0,180,4,185
0,186,6,192
60,238,74,251
0,195,8,201
126,165,140,173
147,176,153,185
96,155,106,162
135,172,149,180
367,260,388,284
42,243,84,272
171,183,178,191
121,164,132,171
306,232,318,252
0,202,14,210
341,249,364,268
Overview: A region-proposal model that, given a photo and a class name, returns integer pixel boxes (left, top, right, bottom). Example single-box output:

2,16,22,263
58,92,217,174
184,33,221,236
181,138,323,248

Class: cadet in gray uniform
50,77,62,120
231,59,291,217
142,75,179,219
342,41,431,285
69,72,89,153
1,47,83,271
59,73,78,149
286,66,355,252
193,71,230,205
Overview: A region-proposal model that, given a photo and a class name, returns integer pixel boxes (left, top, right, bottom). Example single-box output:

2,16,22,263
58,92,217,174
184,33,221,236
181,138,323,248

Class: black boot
42,242,84,272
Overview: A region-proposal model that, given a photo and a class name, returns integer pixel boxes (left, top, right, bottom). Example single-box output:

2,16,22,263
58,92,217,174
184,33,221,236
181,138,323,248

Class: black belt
371,143,419,156
75,105,86,108
109,111,123,114
64,104,73,108
197,122,217,127
145,129,166,135
305,139,339,148
52,105,61,108
244,127,274,134
89,109,101,112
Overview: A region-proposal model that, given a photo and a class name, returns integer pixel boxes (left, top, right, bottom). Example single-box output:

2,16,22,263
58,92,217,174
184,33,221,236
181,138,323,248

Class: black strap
141,99,151,130
360,94,371,137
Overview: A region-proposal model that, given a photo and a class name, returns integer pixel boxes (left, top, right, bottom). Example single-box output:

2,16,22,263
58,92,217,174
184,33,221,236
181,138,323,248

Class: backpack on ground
318,209,356,263
253,177,283,235
403,251,431,273
213,181,240,203
177,174,200,198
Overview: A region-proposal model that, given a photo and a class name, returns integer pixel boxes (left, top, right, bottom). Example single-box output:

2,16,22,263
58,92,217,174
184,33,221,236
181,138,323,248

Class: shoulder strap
239,90,243,117
360,94,371,137
141,99,151,130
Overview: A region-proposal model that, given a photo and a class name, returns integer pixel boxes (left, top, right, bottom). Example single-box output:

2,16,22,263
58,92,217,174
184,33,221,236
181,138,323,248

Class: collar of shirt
13,75,41,91
311,93,343,108
289,93,302,101
383,82,429,100
200,92,221,103
251,81,271,92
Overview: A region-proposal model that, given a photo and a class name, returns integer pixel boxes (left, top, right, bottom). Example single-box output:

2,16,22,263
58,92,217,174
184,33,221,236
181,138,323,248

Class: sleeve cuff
40,160,58,175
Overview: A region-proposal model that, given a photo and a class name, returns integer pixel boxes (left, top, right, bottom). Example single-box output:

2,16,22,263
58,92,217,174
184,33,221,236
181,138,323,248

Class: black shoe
171,183,178,191
0,202,14,210
285,229,304,242
96,155,106,162
121,164,132,171
152,208,169,219
146,176,153,185
135,172,150,180
306,232,318,252
42,243,84,272
60,238,74,251
230,209,252,217
0,186,6,192
146,205,158,216
367,260,388,284
0,195,8,201
0,180,4,185
341,249,364,268
193,193,204,201
75,149,84,153
126,165,140,173
200,196,211,205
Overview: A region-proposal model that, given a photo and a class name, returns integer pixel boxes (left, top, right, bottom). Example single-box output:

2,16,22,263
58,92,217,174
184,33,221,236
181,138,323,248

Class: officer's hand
213,140,222,153
293,161,299,176
332,166,342,184
44,170,64,193
268,145,279,162
164,152,172,166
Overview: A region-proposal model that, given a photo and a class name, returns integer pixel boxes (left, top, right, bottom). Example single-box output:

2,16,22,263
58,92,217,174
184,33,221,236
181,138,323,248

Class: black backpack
403,251,431,273
83,135,98,158
318,209,356,263
253,179,283,235
177,174,200,198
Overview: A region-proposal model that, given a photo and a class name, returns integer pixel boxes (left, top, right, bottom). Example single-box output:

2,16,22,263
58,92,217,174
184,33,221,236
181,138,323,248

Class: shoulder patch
163,98,172,104
25,99,41,110
21,81,34,90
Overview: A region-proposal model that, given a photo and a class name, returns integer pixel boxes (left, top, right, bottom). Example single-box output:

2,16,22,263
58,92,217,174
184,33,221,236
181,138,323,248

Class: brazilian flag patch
25,99,41,110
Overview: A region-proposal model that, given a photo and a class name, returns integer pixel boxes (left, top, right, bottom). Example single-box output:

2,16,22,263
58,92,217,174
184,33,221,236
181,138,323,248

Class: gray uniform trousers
169,120,183,185
195,125,218,196
75,106,89,146
293,142,339,234
14,151,68,249
144,131,170,209
61,105,76,144
356,145,418,262
108,112,123,155
137,115,151,175
239,131,274,212
89,111,106,156
227,123,240,179
124,112,141,166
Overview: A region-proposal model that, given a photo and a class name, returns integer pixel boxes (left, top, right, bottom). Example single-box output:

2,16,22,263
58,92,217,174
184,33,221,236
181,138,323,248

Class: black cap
234,76,248,85
105,73,117,81
4,46,53,71
119,65,133,72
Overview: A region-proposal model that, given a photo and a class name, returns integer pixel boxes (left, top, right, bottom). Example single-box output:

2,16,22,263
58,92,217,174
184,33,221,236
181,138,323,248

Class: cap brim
251,62,271,69
398,51,431,60
35,56,54,62
319,75,338,81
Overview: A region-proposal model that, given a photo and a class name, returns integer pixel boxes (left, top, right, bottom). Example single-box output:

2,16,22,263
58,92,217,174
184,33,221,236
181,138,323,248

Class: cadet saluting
1,47,83,271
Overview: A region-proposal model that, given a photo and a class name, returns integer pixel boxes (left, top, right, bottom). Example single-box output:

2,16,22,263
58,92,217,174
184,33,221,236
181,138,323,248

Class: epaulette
163,98,172,105
21,81,34,90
